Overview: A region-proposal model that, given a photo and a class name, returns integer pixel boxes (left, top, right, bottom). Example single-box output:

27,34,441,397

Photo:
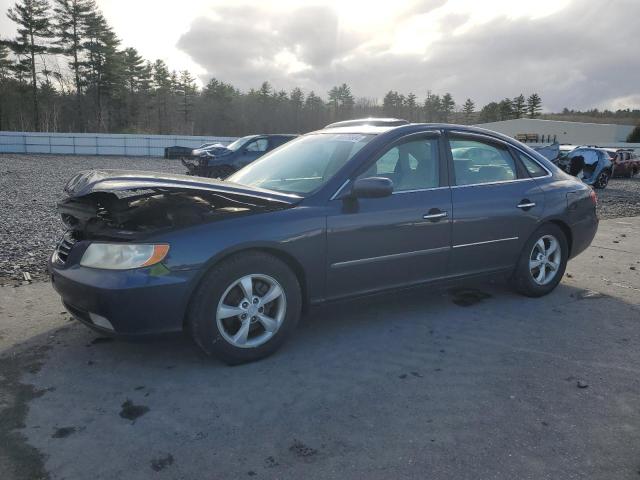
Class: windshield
225,136,255,151
228,133,375,194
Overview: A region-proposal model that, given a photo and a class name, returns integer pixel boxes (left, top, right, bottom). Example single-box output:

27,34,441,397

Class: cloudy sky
1,0,639,111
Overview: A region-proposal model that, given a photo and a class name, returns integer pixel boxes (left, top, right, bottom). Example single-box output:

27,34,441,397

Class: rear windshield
228,133,375,194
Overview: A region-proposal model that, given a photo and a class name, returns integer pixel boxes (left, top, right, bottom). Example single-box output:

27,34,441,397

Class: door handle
423,210,448,220
517,200,536,210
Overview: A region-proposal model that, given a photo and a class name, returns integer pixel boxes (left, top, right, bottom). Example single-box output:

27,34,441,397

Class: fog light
89,312,114,331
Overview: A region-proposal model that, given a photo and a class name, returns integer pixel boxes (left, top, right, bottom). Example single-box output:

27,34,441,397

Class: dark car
50,124,598,364
182,134,297,178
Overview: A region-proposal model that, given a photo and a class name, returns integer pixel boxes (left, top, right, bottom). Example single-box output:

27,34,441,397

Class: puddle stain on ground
0,343,52,480
51,427,76,439
449,288,492,307
150,453,174,472
119,399,150,421
289,439,318,459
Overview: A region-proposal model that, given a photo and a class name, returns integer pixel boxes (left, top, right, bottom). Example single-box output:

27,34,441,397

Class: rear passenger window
516,152,547,178
449,138,517,186
358,138,439,191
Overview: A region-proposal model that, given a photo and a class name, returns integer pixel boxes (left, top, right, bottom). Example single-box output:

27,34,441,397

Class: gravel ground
1,153,639,285
0,154,185,285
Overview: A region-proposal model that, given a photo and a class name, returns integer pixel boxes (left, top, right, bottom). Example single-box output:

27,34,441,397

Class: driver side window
245,139,268,152
358,138,440,192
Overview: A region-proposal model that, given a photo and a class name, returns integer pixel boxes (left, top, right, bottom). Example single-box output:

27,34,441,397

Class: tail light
589,189,598,206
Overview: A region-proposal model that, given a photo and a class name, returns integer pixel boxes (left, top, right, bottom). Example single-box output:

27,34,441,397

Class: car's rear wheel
187,252,301,364
512,224,568,297
594,170,610,189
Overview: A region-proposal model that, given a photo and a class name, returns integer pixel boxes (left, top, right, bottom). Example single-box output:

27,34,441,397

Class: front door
445,133,546,276
238,137,268,168
326,134,452,299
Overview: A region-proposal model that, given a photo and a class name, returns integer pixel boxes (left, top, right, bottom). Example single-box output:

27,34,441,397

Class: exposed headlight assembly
80,244,169,270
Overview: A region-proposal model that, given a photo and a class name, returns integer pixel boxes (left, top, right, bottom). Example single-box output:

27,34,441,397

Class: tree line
1,0,637,136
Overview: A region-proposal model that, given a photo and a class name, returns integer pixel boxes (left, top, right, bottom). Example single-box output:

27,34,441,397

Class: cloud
176,0,640,110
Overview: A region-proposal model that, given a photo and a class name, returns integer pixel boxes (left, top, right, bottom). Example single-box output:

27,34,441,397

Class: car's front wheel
512,224,568,297
188,252,301,364
594,170,610,189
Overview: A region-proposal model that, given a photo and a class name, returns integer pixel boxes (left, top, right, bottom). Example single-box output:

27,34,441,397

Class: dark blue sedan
50,123,598,364
182,134,297,178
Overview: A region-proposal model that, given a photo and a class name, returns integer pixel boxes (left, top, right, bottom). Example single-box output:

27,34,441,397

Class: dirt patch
449,288,492,307
119,400,149,421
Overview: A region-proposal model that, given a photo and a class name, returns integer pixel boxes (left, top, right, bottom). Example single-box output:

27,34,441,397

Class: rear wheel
188,252,301,364
512,224,568,297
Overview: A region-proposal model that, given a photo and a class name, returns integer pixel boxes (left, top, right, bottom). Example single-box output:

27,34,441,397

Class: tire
593,170,610,189
206,165,236,179
187,251,301,365
512,224,568,298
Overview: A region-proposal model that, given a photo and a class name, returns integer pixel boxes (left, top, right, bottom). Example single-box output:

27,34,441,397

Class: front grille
54,232,77,265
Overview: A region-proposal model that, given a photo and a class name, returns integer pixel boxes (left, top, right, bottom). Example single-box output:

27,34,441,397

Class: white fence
0,131,238,157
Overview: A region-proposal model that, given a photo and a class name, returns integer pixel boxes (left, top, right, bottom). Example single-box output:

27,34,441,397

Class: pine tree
479,102,500,123
82,10,122,130
52,0,95,94
405,93,417,121
527,93,542,118
6,0,54,130
513,94,526,118
462,98,475,123
441,93,455,122
423,91,442,122
176,69,197,131
499,98,514,120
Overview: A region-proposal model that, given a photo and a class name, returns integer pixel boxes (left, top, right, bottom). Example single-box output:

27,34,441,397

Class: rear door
445,132,546,276
326,132,452,299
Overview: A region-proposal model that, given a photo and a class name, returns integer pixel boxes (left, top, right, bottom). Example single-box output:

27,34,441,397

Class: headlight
80,244,169,270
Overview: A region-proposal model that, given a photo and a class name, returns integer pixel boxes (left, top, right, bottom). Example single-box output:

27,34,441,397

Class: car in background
324,118,409,128
50,123,598,364
565,146,613,188
183,134,297,178
164,145,195,159
554,145,579,172
604,148,640,178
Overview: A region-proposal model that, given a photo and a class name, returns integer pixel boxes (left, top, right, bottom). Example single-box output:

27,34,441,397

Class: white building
476,118,635,145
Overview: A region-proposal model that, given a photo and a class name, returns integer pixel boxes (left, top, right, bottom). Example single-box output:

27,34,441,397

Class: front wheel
512,224,568,297
188,252,301,364
206,165,236,179
594,170,610,189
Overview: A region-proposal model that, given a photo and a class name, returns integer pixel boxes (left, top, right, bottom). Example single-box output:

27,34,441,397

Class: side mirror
350,177,393,199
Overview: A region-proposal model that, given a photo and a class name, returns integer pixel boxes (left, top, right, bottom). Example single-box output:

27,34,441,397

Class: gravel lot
1,153,640,284
0,154,185,284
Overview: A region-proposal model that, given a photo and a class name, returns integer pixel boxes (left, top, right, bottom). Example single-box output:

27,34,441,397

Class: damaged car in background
182,134,296,178
50,123,598,365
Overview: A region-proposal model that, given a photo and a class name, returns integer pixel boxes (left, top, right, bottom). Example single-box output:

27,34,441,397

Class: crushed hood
63,169,300,205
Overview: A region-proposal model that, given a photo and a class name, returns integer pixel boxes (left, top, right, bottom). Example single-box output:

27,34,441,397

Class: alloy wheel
529,235,562,286
216,274,287,348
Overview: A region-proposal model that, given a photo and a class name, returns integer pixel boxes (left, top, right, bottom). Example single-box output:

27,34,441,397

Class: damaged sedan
50,124,598,364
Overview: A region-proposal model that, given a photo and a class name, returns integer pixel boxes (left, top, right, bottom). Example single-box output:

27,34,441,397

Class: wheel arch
182,245,310,330
547,219,573,257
